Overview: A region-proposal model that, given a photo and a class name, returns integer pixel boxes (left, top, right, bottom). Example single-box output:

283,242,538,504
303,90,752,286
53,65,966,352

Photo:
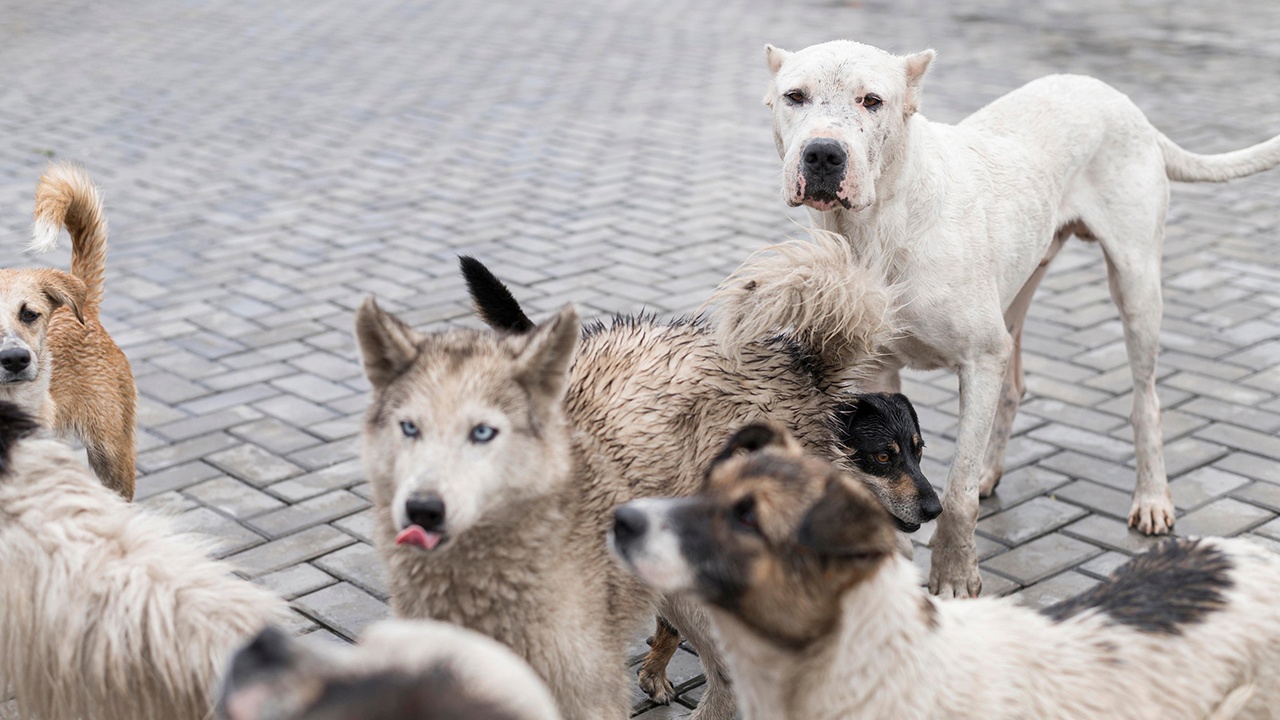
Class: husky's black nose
0,348,31,373
613,505,649,546
406,494,446,531
802,138,846,181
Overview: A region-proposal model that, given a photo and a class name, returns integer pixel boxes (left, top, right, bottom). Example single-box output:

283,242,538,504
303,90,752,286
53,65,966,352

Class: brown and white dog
611,424,1280,720
0,163,136,498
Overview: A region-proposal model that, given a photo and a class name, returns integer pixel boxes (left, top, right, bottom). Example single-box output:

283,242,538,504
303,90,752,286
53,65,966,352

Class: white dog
717,40,1280,596
611,424,1280,720
0,402,287,720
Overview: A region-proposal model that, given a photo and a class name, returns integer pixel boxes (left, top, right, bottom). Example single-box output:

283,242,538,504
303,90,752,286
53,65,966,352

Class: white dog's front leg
930,339,1011,598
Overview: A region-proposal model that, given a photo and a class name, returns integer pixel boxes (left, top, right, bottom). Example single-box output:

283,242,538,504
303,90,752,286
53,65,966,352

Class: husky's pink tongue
395,525,442,550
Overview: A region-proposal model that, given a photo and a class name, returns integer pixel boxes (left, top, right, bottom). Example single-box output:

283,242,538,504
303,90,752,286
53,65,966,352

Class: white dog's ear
354,295,421,390
516,304,580,408
903,49,936,116
764,44,790,76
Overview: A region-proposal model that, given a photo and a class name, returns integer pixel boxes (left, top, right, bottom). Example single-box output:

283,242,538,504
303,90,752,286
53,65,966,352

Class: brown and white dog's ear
797,474,894,559
37,269,86,324
902,49,936,117
354,295,421,390
708,422,800,474
515,304,579,408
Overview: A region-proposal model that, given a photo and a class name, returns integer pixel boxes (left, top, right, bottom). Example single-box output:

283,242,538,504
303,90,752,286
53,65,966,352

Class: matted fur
614,429,1280,720
0,430,287,720
0,163,137,498
219,620,561,720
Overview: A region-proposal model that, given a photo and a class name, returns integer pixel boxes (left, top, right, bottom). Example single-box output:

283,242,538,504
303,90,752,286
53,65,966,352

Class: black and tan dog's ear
798,474,894,559
515,304,579,407
709,423,799,473
354,296,421,390
37,269,86,324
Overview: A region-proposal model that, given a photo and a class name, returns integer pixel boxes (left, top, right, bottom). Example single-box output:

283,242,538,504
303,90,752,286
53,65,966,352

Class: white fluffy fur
0,434,287,720
709,539,1280,720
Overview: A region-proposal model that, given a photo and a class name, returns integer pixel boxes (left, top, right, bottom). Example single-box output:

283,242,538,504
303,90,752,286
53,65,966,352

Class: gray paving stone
1176,498,1275,538
978,497,1088,546
981,533,1102,585
1061,515,1164,555
1051,480,1133,520
206,443,305,487
183,476,287,519
227,525,358,578
1170,466,1251,511
313,543,390,600
180,506,267,559
256,563,340,601
1014,571,1100,611
294,582,390,642
1077,551,1131,579
248,490,370,539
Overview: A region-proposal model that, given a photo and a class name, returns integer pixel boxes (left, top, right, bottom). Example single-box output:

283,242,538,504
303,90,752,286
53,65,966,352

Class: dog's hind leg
661,596,735,720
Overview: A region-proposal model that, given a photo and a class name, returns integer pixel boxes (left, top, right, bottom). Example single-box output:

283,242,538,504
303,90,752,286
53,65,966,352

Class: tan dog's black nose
613,505,649,547
0,348,31,373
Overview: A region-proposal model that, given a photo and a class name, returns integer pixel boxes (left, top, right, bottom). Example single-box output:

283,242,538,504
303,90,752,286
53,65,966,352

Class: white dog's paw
927,543,982,598
978,467,1003,498
1128,491,1175,535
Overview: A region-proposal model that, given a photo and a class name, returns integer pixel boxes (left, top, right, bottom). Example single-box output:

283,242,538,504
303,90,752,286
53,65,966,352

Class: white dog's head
764,41,934,212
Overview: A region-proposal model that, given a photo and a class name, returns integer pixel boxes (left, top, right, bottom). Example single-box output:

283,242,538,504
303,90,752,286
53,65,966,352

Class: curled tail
704,229,896,376
31,163,109,311
1157,130,1280,182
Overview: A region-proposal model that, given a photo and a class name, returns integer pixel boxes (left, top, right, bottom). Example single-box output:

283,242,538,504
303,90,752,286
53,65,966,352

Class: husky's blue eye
469,424,498,444
400,420,419,438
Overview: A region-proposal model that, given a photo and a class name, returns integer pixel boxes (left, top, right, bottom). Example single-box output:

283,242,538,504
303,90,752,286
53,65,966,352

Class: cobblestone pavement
2,0,1280,716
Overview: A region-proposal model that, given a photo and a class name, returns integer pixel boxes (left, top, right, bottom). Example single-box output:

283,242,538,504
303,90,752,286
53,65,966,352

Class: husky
0,401,286,720
218,620,561,720
354,256,940,720
612,423,1280,720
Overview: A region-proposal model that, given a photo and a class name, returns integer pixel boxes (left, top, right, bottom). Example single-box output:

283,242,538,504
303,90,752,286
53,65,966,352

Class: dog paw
638,669,676,705
927,544,982,598
978,468,1003,498
1128,493,1175,535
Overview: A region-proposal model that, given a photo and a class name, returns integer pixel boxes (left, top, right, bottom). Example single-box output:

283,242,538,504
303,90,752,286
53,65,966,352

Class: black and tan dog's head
611,423,897,650
836,392,940,532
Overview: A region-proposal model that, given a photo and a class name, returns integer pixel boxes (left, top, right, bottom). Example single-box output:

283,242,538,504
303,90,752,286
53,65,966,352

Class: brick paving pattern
2,0,1279,716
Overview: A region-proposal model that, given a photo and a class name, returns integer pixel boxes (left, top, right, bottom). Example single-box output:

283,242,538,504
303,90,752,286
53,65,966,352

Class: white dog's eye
469,424,498,444
862,94,883,109
784,90,806,105
400,420,420,438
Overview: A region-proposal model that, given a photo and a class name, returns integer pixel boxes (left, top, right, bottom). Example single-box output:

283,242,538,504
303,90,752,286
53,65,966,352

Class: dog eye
400,420,420,438
784,90,807,105
731,496,760,533
874,451,891,464
862,94,882,109
469,424,498,444
18,307,38,324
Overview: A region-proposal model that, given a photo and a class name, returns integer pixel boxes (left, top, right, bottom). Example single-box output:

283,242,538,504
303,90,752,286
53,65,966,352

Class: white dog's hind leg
930,333,1012,598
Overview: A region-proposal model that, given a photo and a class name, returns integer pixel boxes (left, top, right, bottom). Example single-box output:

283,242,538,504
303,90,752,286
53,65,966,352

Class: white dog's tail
1158,130,1280,183
30,163,109,311
704,229,896,378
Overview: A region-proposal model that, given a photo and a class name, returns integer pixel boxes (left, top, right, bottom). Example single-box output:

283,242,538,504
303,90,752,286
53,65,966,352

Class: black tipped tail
0,401,40,476
458,256,535,333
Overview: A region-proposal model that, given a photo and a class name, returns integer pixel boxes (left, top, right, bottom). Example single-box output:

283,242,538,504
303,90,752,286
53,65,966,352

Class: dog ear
708,423,798,474
764,44,791,76
38,270,86,324
354,295,421,389
515,304,579,407
902,49,935,116
797,473,894,559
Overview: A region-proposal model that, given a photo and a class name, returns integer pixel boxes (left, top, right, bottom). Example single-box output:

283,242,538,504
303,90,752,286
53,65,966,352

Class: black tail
458,256,535,333
0,401,40,476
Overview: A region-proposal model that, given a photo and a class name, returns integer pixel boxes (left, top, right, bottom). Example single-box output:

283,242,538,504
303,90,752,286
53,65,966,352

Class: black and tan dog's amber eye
732,496,760,532
874,451,891,464
862,94,882,109
784,90,806,105
19,307,38,324
400,420,420,438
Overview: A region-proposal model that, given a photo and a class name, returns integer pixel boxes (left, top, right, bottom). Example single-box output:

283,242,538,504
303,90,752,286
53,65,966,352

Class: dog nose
920,492,943,522
405,494,446,531
0,348,31,373
613,505,649,546
802,138,846,178
229,626,292,683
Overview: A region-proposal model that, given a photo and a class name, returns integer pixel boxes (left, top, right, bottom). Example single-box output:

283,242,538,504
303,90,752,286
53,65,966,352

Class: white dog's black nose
613,505,649,547
802,138,847,180
0,348,31,374
405,494,446,531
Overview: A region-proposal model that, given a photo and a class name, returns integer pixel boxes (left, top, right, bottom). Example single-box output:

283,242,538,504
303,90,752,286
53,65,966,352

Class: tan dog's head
355,296,579,553
611,423,897,649
0,269,85,386
763,40,934,212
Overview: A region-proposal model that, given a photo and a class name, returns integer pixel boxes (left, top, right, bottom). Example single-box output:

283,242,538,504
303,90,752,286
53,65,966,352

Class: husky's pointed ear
515,304,579,407
708,423,798,474
765,44,790,76
903,49,935,116
354,296,420,390
798,474,894,559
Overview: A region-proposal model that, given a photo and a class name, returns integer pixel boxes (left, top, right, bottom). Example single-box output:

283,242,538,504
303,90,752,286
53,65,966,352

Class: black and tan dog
611,424,1280,720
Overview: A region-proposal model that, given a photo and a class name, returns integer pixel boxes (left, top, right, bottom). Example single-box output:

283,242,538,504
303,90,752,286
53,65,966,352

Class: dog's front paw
1128,492,1175,535
928,541,982,598
978,467,1003,498
638,667,676,705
